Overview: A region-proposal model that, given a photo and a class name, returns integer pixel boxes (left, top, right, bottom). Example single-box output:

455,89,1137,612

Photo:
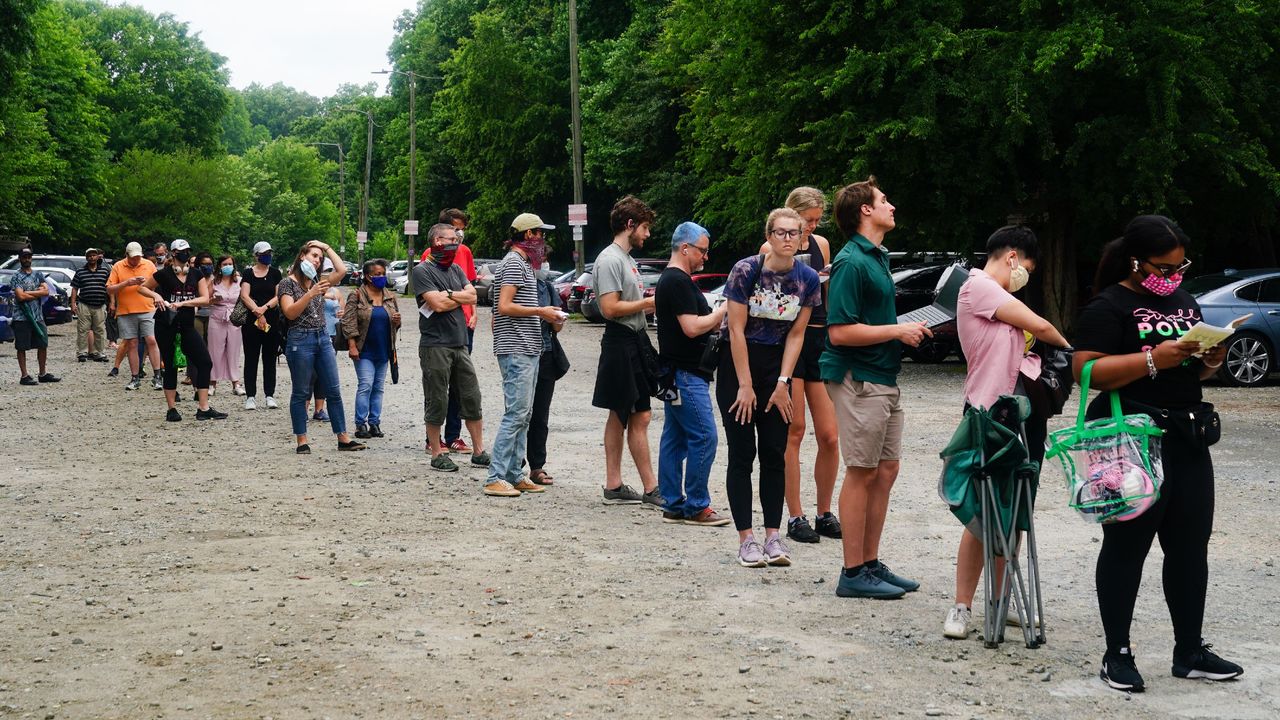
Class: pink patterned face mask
1140,271,1183,296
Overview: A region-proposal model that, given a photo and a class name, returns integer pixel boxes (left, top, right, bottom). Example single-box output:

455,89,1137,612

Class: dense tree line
2,0,1278,325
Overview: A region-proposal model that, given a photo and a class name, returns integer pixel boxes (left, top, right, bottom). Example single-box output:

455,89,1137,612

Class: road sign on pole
403,220,419,236
568,204,588,226
356,231,368,246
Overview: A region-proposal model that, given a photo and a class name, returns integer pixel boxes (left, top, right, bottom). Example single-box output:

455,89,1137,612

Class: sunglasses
1139,258,1192,278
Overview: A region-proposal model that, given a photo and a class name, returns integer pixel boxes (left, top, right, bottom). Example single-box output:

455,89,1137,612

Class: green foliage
240,138,341,261
240,81,322,139
221,88,269,155
0,0,43,96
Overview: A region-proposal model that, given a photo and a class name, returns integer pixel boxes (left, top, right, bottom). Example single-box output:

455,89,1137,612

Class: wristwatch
446,289,454,300
777,376,791,387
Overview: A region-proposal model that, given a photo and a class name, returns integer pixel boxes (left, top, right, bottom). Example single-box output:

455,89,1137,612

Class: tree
240,81,322,139
241,138,341,261
221,88,269,155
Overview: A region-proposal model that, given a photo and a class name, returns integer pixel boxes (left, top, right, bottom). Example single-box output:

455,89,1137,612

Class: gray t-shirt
592,242,647,333
412,261,469,348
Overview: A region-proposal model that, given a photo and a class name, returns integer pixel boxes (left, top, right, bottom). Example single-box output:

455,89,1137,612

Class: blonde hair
785,186,827,214
765,207,803,237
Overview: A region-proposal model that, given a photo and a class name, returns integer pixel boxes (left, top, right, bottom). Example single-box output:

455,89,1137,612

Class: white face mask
1008,257,1030,293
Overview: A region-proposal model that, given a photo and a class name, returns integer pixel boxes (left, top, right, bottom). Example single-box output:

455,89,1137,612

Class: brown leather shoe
512,478,546,493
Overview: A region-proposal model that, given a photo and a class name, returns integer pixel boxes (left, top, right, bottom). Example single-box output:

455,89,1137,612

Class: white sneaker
265,396,279,409
244,397,257,410
944,604,972,639
1006,610,1042,629
208,386,216,397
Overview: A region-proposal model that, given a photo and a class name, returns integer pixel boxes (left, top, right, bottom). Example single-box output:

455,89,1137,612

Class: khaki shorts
420,345,482,426
827,372,904,468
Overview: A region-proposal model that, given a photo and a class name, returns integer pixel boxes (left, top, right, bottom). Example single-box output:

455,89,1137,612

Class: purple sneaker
763,535,792,566
738,539,767,568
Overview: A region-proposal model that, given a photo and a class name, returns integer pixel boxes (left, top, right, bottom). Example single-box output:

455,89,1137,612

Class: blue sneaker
836,566,906,599
869,560,919,592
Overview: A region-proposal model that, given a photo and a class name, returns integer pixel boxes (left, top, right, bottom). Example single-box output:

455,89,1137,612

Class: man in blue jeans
484,213,567,497
654,222,731,526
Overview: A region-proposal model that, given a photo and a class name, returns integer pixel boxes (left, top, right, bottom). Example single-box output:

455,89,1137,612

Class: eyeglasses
685,244,710,257
770,229,801,240
1141,258,1192,278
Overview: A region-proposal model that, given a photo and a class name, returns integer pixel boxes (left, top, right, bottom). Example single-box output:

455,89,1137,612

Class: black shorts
13,321,47,352
794,325,826,381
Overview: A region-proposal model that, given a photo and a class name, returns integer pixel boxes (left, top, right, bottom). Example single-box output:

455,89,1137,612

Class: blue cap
672,221,709,247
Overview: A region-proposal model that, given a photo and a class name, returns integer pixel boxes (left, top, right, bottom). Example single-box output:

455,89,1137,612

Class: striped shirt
491,250,543,356
71,264,111,306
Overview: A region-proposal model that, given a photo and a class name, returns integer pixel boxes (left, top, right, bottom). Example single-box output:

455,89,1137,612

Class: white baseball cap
171,238,191,251
125,242,143,257
253,241,272,254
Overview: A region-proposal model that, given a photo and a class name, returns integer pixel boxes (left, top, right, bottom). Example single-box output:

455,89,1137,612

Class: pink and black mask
1133,260,1184,297
433,244,459,269
512,237,546,269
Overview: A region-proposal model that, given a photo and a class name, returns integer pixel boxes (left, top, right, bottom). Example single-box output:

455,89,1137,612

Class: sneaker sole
835,587,907,600
431,464,459,473
787,533,820,544
1100,670,1144,692
1172,668,1242,681
765,555,792,567
943,627,970,640
662,515,684,524
684,518,732,527
482,488,521,497
738,558,767,568
602,498,643,505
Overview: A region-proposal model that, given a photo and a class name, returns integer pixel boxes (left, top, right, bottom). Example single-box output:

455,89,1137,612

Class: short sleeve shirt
1073,284,1204,413
411,260,469,348
720,255,822,346
10,269,48,325
71,264,111,306
492,250,543,356
656,267,714,378
819,234,901,385
277,276,326,331
957,269,1038,409
592,243,647,333
108,258,157,315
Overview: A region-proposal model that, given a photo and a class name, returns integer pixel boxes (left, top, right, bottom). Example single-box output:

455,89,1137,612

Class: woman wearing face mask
184,252,215,389
207,255,244,397
143,239,224,422
278,241,365,454
239,241,282,410
342,259,401,439
309,269,345,423
942,226,1070,640
1072,215,1241,693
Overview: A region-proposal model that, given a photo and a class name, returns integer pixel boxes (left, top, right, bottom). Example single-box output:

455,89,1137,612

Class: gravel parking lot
1,309,1277,719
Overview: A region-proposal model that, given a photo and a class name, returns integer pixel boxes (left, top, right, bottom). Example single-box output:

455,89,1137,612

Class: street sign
404,220,419,236
356,231,368,246
568,203,588,226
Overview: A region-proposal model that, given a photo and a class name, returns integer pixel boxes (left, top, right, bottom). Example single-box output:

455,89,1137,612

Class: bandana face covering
513,237,546,269
434,244,459,268
1140,271,1182,296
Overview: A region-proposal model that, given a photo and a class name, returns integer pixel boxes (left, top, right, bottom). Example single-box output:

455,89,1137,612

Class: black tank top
802,238,827,325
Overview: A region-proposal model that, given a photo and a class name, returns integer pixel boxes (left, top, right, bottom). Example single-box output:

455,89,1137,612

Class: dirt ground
1,308,1278,719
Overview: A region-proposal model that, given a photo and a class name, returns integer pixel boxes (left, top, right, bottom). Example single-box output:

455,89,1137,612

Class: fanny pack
1121,398,1221,449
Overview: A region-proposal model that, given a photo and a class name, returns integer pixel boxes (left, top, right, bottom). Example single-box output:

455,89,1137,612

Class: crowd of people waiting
6,181,1243,694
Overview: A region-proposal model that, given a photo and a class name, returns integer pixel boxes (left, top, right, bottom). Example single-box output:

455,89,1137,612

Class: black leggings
716,342,788,532
1095,427,1214,656
526,352,558,471
156,315,211,391
241,321,278,397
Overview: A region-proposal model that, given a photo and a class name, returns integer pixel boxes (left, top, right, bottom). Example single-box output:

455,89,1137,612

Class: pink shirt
957,268,1040,409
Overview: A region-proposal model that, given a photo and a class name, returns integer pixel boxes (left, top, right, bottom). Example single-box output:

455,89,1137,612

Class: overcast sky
124,0,419,98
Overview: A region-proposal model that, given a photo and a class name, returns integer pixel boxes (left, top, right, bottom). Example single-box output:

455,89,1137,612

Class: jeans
284,328,346,437
354,356,389,425
659,369,718,517
488,353,540,484
444,327,476,443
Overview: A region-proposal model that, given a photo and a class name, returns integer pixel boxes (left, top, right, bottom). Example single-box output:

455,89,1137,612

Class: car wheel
1219,331,1273,387
908,337,952,363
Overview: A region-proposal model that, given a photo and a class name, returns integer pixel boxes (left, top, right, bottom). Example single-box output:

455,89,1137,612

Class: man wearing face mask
433,208,479,454
71,248,112,362
410,223,490,472
483,212,566,497
10,248,60,385
942,225,1070,639
152,242,168,267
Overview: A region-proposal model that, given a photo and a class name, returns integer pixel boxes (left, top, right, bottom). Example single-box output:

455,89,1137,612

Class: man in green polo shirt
821,176,932,599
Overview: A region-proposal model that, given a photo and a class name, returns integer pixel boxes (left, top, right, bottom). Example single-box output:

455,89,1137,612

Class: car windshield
1182,274,1237,297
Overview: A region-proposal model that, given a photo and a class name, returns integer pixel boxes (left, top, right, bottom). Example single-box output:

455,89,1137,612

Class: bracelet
1204,359,1223,369
1145,348,1158,379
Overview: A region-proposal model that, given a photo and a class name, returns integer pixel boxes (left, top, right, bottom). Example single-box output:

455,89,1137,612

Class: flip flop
529,469,555,486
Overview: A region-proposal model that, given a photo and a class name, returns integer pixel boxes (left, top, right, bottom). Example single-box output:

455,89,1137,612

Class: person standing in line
143,239,224,422
718,209,821,566
425,209,480,454
108,242,165,390
343,258,401,440
10,248,61,385
591,195,662,506
310,278,345,423
524,267,569,486
184,251,215,388
278,241,364,453
943,226,1070,640
822,176,931,599
239,241,282,410
412,223,490,472
207,255,244,397
152,242,168,267
1073,215,1242,692
759,187,843,544
483,213,567,497
655,221,731,527
71,247,111,363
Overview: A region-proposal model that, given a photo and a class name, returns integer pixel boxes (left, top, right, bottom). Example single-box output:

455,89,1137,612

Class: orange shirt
108,258,157,315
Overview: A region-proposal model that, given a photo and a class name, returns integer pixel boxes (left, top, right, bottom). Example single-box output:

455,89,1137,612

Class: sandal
529,469,555,486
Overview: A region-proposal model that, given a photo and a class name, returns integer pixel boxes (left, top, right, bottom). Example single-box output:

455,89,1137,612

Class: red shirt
421,243,476,322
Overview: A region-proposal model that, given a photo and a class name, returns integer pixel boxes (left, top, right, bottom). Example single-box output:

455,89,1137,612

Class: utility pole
569,0,586,275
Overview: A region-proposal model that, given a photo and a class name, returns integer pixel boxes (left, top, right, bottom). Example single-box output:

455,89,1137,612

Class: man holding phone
108,241,165,391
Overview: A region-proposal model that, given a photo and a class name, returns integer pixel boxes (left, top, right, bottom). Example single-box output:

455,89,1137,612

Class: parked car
893,261,967,363
568,258,666,315
552,266,588,310
580,267,663,324
1185,268,1280,387
0,254,89,273
0,268,73,326
472,258,502,305
385,260,411,286
394,274,410,295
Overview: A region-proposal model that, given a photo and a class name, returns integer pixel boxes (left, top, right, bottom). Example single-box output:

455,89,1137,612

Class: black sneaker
20,375,38,386
1172,642,1243,681
662,510,684,524
78,354,88,363
37,373,60,383
195,407,228,421
787,515,820,543
108,367,119,377
165,408,182,422
815,512,843,539
1100,646,1145,692
354,424,371,439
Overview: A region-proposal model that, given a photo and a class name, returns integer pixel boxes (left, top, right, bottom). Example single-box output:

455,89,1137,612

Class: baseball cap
253,241,272,254
19,247,33,257
85,247,102,257
511,213,555,233
171,238,191,251
125,242,143,257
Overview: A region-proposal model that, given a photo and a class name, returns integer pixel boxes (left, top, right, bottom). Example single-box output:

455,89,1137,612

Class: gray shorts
116,311,156,340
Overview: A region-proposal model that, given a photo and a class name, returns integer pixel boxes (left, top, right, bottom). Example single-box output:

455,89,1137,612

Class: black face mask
174,250,191,263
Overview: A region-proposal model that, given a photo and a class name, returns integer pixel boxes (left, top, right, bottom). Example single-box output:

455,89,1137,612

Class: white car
394,274,410,295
